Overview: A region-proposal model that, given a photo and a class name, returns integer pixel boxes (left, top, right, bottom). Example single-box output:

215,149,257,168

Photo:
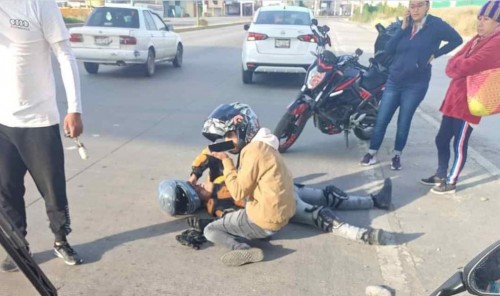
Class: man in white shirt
1,0,83,271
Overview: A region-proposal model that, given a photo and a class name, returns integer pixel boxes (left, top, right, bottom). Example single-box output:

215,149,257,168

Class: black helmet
201,102,260,150
158,180,202,216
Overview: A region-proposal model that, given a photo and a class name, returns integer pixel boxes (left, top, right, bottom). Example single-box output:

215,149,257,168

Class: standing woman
421,1,500,194
360,0,462,170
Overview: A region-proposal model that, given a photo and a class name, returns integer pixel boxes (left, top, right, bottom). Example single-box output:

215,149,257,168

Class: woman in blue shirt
360,0,462,170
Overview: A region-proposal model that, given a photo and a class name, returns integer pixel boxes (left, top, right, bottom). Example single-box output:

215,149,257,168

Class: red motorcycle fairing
359,87,372,100
333,66,362,91
286,95,312,115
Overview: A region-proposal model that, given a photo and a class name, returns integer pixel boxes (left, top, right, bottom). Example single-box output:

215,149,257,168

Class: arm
433,21,463,59
446,39,498,79
221,149,259,202
189,148,212,184
384,28,405,55
51,40,83,137
42,0,83,137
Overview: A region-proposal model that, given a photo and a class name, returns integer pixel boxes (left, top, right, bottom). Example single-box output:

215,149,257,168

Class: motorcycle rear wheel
353,114,376,141
274,112,308,153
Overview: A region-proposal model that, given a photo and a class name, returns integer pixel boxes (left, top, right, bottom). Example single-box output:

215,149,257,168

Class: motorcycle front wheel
353,114,376,141
274,112,309,153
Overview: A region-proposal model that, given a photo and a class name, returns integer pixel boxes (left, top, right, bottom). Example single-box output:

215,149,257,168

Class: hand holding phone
208,140,235,152
402,10,410,30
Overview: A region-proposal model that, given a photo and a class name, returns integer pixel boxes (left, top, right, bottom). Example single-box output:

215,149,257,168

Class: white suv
241,6,317,84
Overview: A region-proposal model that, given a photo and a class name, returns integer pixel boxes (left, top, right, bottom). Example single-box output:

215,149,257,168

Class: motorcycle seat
361,67,387,91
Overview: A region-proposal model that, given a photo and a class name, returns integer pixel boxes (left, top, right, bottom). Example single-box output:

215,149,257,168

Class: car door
151,13,176,59
142,10,165,59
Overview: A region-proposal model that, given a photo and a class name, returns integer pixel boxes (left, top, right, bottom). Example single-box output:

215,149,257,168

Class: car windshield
86,7,139,28
255,10,310,26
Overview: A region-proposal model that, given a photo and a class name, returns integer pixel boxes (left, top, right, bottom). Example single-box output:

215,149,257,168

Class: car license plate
95,36,112,46
275,39,290,48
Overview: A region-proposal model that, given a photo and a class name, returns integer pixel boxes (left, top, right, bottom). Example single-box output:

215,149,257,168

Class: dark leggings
0,123,71,241
435,116,474,185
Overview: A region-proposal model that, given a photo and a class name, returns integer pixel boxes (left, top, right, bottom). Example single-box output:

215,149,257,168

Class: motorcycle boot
360,228,388,245
371,178,392,210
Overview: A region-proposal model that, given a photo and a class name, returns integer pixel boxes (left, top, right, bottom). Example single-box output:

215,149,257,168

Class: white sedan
69,6,183,77
241,5,317,84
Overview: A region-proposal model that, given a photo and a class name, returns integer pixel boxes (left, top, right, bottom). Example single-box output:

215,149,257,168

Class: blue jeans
369,78,429,152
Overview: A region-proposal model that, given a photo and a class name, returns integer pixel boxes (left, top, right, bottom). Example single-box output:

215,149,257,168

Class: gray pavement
1,18,499,296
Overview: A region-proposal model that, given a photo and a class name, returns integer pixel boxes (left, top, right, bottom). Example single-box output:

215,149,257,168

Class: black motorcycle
273,20,399,153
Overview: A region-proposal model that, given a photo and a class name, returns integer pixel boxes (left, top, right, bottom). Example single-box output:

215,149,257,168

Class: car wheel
145,49,156,77
84,62,99,74
173,44,183,68
242,68,253,84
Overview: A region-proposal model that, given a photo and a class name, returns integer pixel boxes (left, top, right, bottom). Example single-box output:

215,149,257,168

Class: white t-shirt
0,0,82,128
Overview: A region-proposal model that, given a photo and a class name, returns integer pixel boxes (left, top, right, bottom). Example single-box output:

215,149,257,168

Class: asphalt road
1,18,499,296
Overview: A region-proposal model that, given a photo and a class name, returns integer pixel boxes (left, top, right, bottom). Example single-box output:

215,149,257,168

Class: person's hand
402,10,410,30
188,174,198,186
428,55,435,64
210,151,229,160
64,113,83,138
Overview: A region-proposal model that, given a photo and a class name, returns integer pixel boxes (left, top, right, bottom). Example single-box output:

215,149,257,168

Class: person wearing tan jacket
199,103,391,267
200,102,295,266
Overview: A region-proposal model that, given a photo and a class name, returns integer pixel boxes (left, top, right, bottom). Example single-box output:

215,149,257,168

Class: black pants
0,123,71,241
435,116,474,185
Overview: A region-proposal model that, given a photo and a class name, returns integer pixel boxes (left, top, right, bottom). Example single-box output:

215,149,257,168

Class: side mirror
465,241,500,295
355,48,363,57
243,24,250,31
430,241,500,296
311,19,318,26
166,24,174,31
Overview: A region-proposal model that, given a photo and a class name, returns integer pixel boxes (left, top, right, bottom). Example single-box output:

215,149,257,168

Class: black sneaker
391,155,402,170
220,248,264,266
54,241,83,265
0,256,18,272
420,175,445,186
371,178,392,210
360,153,377,166
431,182,456,195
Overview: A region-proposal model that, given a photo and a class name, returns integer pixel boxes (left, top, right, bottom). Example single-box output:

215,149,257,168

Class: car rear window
86,7,140,28
255,11,311,26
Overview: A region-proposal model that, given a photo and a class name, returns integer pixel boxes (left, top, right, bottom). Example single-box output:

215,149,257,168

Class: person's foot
0,256,18,272
430,182,456,195
420,175,445,186
54,241,83,265
361,229,387,245
186,216,215,232
390,155,402,170
371,178,392,210
220,248,264,267
360,153,377,166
